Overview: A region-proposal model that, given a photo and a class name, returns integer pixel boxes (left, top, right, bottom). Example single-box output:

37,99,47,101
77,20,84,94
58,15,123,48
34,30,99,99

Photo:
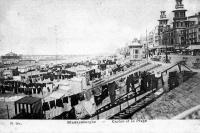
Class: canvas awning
54,79,69,86
154,45,174,49
175,46,187,49
15,96,42,115
186,45,200,50
148,47,157,50
49,91,65,99
15,96,41,105
44,91,65,102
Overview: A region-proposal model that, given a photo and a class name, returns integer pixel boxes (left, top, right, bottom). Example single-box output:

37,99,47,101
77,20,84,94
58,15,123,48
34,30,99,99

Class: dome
5,52,18,56
128,41,143,48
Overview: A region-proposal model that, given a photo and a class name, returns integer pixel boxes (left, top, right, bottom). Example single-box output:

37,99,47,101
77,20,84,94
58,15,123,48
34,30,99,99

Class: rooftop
15,96,41,105
5,52,18,57
128,41,143,48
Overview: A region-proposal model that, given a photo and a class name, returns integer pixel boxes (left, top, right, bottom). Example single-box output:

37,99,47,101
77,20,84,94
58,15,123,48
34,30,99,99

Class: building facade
158,0,200,50
186,13,200,45
172,0,188,47
148,26,159,49
128,39,145,61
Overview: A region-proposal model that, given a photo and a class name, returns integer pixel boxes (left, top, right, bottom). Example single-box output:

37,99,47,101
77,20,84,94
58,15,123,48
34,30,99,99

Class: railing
161,61,192,75
110,62,196,120
91,62,150,89
102,62,194,119
93,85,142,119
88,64,162,119
109,88,164,119
173,105,200,119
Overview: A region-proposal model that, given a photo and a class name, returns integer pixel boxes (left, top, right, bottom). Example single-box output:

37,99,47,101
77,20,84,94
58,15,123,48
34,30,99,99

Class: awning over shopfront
148,45,157,50
186,45,200,50
175,46,187,49
154,45,174,49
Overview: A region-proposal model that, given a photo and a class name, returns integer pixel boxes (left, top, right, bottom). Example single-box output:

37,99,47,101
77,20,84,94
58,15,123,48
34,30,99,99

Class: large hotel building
146,0,200,55
158,0,200,49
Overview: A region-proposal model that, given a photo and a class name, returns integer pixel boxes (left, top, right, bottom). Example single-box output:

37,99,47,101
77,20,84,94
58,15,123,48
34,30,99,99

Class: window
135,50,139,54
181,30,183,34
175,13,178,17
176,22,179,27
180,12,185,17
132,49,135,54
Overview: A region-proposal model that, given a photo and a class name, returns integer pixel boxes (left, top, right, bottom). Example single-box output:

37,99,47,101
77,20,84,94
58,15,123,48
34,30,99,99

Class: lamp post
163,25,169,63
190,38,193,56
146,29,149,63
165,33,169,63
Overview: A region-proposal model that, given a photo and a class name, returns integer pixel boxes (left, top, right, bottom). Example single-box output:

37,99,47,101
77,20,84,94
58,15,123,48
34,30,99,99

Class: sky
0,0,199,55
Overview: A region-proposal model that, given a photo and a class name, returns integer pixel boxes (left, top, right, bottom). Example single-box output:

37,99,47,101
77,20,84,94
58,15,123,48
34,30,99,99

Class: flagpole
146,29,148,63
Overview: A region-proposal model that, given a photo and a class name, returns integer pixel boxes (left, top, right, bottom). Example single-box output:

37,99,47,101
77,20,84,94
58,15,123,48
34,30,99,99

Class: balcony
175,4,184,9
173,17,187,21
173,105,200,119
